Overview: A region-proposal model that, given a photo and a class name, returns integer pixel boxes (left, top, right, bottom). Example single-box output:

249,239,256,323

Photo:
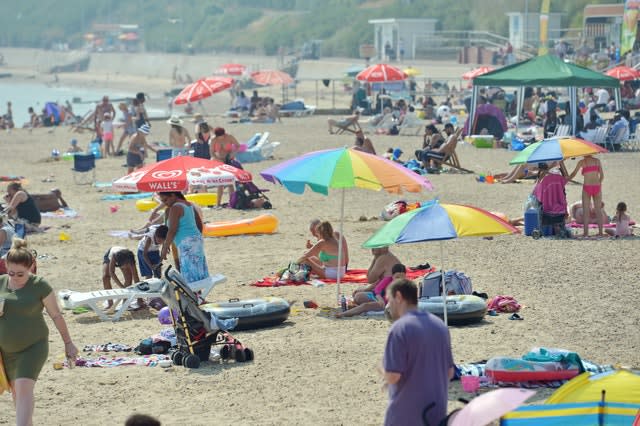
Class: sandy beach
0,53,639,426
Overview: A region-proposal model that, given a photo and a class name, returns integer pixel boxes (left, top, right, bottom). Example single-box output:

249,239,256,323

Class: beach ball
158,307,174,325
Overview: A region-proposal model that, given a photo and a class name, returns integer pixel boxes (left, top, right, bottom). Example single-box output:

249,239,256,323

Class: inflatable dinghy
418,295,487,325
201,297,290,330
486,357,581,382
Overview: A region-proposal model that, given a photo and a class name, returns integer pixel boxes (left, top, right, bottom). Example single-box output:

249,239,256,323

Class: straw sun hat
166,115,184,126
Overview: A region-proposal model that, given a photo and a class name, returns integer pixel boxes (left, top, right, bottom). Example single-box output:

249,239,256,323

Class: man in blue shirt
382,279,454,426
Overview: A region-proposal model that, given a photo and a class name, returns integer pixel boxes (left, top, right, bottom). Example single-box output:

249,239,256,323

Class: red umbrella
251,70,294,86
173,77,234,105
217,63,246,76
356,64,407,82
111,156,252,193
462,66,495,80
605,65,640,81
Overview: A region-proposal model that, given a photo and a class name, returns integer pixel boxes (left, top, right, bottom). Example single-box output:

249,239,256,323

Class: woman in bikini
210,127,240,208
298,221,347,279
568,155,605,237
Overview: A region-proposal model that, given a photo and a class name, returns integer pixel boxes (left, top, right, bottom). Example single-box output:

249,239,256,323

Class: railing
412,30,536,60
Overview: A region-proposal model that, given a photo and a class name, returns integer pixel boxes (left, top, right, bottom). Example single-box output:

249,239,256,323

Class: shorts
127,151,143,168
138,249,161,278
103,131,113,142
2,339,49,381
324,266,346,280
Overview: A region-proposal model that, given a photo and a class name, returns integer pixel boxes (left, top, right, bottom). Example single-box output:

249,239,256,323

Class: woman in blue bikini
298,221,347,279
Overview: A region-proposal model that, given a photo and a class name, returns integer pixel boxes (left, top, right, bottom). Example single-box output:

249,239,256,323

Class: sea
0,80,168,127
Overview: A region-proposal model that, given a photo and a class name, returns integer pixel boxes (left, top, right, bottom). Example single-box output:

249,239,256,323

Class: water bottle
340,294,347,312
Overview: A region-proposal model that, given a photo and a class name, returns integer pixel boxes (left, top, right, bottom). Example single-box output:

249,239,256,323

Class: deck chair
236,132,280,163
429,133,474,174
58,274,226,321
365,113,396,133
71,153,96,184
605,125,627,152
621,132,640,151
398,112,425,135
553,124,571,137
331,116,361,135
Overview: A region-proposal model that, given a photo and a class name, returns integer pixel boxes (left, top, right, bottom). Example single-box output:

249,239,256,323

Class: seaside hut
469,54,621,136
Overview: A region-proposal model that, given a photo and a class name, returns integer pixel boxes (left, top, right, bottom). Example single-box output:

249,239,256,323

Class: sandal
508,313,523,320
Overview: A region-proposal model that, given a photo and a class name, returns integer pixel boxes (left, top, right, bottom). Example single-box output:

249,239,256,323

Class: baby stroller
162,266,254,369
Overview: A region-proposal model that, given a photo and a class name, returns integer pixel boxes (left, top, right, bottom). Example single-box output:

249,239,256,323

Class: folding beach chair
58,274,226,321
71,153,96,185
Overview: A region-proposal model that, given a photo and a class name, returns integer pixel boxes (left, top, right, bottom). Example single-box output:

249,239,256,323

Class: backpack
420,270,472,297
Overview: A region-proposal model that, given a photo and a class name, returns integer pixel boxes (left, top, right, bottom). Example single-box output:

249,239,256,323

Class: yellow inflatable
135,193,219,212
203,214,278,237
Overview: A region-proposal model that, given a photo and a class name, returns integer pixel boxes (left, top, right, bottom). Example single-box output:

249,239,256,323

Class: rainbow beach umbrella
363,199,518,324
509,137,608,165
261,147,432,296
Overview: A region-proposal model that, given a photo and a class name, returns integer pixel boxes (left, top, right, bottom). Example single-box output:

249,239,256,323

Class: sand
0,56,639,426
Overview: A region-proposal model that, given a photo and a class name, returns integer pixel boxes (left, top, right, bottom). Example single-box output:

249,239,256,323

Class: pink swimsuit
582,164,601,196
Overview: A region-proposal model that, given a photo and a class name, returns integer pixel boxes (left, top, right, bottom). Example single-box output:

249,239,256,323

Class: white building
368,18,438,61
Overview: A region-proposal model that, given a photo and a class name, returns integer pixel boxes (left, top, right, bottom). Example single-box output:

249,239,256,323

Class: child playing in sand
101,112,115,157
605,202,633,237
101,247,140,309
66,138,82,153
130,225,168,279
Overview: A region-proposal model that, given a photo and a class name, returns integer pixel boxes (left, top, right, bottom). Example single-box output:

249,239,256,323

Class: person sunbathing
306,219,349,267
336,263,406,318
298,221,347,279
496,164,539,183
570,201,609,225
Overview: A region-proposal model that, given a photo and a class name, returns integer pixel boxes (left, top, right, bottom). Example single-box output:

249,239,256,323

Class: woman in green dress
0,238,78,425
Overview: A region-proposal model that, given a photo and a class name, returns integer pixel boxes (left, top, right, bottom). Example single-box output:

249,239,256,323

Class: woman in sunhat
167,115,191,156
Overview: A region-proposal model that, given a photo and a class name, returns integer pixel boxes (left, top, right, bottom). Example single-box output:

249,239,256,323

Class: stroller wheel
220,344,231,360
172,351,184,366
184,354,200,369
244,348,254,362
235,348,247,363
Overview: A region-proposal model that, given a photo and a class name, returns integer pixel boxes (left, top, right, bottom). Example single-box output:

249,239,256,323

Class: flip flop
509,313,523,320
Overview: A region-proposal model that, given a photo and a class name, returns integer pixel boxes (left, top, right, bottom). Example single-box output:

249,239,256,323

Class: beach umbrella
217,63,246,76
251,70,294,86
605,65,640,81
356,63,407,82
173,77,234,105
449,388,536,426
509,137,608,165
462,66,494,80
261,147,432,298
112,156,252,193
363,199,518,325
403,66,421,77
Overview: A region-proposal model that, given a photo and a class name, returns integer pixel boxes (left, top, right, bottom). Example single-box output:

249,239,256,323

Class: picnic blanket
456,359,615,389
252,267,433,287
101,192,154,201
0,175,24,182
72,354,170,368
40,208,79,218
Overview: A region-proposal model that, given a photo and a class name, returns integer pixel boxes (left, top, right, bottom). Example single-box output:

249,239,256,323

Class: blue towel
101,192,154,201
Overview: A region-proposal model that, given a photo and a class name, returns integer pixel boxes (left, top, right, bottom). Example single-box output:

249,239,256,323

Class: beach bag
487,295,521,313
380,200,407,221
135,338,171,355
420,270,473,297
279,262,311,283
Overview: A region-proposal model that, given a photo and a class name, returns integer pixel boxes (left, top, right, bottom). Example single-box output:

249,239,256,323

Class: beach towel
101,192,154,201
73,354,171,368
108,230,132,238
568,220,636,229
40,208,79,218
0,175,24,182
93,182,113,188
252,268,433,287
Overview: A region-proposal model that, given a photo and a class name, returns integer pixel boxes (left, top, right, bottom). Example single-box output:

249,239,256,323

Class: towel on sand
40,208,79,218
252,268,432,287
567,220,636,229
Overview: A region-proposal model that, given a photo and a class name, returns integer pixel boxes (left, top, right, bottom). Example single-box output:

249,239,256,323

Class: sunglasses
7,271,27,277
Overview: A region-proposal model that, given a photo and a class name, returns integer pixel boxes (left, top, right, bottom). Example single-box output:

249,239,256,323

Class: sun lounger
58,274,226,321
279,100,316,117
236,132,280,163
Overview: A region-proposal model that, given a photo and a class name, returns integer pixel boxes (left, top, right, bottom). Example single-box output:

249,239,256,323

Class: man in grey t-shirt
381,279,454,426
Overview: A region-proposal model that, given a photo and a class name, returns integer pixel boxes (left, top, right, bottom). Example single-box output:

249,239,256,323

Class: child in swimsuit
568,155,605,237
605,201,633,237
